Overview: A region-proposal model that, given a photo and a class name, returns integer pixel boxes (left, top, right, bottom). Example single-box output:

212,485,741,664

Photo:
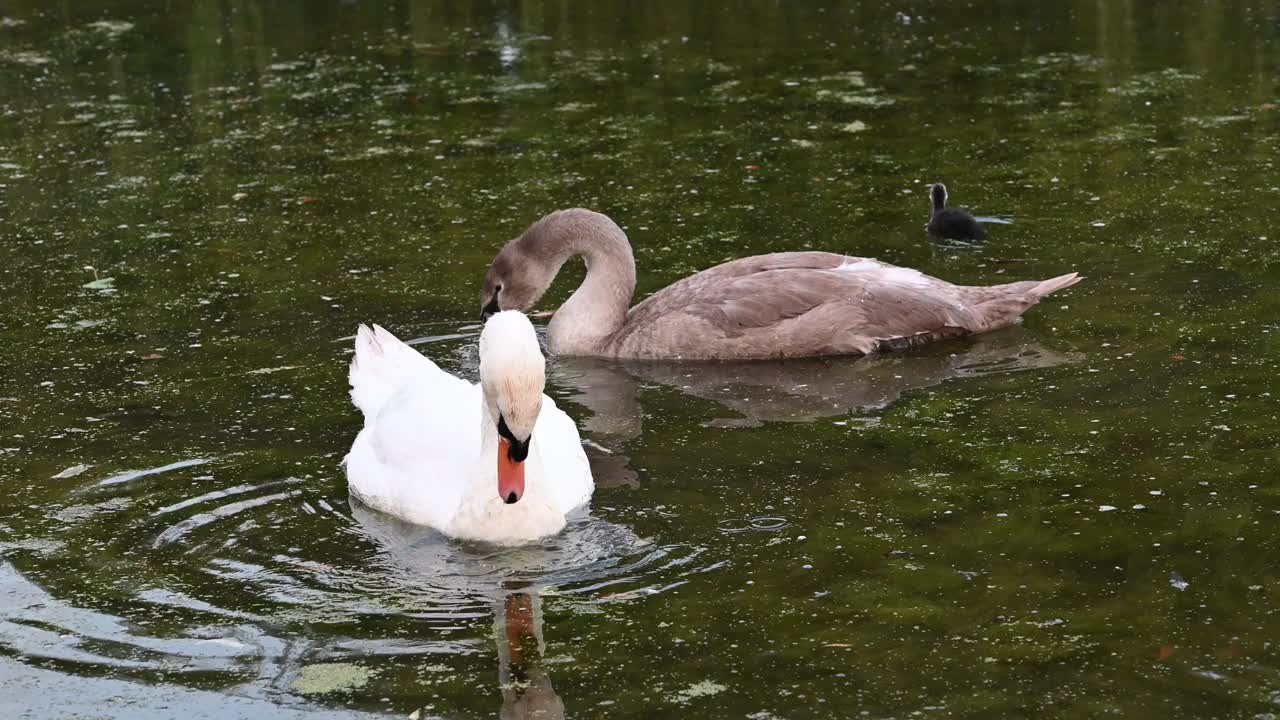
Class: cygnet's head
929,183,949,213
480,241,554,322
479,311,546,505
480,214,573,322
480,209,623,321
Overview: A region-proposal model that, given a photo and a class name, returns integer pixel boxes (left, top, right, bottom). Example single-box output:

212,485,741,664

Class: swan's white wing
346,324,480,528
533,395,594,515
349,324,469,418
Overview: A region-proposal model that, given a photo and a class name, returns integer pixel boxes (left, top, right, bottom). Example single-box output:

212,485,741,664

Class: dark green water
2,1,1280,718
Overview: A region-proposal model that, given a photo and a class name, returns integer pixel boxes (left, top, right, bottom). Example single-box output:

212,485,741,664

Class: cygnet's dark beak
481,297,500,323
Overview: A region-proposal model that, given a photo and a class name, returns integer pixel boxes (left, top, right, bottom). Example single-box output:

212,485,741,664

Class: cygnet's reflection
552,327,1079,440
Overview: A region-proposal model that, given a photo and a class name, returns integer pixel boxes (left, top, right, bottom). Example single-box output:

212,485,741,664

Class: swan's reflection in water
554,327,1080,441
496,590,563,720
347,500,668,718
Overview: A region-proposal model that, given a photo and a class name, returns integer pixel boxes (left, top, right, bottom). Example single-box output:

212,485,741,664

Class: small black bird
926,183,986,242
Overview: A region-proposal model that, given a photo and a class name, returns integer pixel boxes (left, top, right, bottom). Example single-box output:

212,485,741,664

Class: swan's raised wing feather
349,324,467,418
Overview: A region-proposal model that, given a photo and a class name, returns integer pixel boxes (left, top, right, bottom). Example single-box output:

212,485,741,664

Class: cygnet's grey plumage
481,208,1081,361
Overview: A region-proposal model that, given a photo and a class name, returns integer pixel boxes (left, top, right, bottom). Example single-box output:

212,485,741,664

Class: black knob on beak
481,298,500,323
505,491,519,504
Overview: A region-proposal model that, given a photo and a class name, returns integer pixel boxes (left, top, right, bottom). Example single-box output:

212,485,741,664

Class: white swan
344,311,593,545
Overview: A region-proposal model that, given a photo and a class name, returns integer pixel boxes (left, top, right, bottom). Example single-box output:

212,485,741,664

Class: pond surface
2,1,1280,717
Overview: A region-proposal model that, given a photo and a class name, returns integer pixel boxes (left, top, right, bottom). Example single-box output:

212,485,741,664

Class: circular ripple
7,441,712,693
717,516,791,533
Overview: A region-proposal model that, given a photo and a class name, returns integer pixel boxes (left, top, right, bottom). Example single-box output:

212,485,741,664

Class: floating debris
2,51,54,66
49,497,133,523
290,662,375,695
82,266,115,291
675,680,727,702
51,464,90,479
816,89,895,107
89,20,135,36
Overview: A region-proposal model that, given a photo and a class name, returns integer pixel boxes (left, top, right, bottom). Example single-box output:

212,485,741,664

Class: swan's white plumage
344,314,593,544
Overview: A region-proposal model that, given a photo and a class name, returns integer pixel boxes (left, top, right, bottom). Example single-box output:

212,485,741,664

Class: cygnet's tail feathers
965,272,1083,333
349,324,439,417
1029,272,1084,299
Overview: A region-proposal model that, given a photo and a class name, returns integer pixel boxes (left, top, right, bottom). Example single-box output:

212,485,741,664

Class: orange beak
498,437,526,504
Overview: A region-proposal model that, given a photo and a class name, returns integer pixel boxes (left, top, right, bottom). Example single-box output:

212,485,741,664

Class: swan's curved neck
526,210,636,355
476,395,500,475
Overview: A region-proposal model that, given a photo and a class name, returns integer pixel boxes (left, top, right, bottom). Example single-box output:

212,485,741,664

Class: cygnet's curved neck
930,184,948,214
524,209,636,355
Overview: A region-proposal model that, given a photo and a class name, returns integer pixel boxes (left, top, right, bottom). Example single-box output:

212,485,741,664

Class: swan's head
479,311,546,505
929,183,949,212
481,229,558,322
